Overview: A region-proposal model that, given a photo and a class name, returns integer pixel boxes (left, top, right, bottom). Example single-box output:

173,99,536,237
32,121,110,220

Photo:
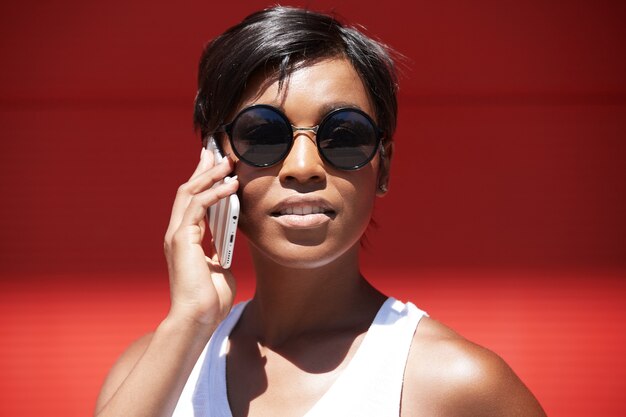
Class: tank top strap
305,298,428,417
172,301,249,417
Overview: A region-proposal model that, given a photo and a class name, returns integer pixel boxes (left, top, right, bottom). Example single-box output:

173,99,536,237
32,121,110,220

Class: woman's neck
240,243,386,347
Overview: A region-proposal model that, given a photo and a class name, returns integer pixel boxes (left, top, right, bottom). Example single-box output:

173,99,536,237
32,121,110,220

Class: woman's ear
376,141,394,196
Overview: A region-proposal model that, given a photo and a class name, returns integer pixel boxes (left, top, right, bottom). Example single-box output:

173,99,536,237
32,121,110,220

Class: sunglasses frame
216,104,384,170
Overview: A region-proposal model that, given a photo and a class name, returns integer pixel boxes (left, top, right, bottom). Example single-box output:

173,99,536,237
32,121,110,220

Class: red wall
1,1,625,416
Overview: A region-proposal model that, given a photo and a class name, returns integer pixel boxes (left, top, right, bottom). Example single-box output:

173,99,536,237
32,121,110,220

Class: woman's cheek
235,175,270,237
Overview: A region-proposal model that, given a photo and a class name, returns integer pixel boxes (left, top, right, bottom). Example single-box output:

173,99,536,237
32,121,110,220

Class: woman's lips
271,198,336,229
276,205,329,215
272,212,334,228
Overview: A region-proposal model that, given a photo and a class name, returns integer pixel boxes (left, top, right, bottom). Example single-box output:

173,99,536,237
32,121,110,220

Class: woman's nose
278,133,326,185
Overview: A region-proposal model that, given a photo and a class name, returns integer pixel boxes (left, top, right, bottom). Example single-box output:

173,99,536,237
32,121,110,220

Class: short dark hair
193,6,399,145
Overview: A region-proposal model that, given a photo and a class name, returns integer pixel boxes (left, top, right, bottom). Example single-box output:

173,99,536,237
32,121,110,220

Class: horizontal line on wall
0,97,193,110
400,92,626,107
1,92,626,110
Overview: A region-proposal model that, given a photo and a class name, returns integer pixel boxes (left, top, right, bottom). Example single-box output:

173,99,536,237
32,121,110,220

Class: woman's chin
247,238,358,271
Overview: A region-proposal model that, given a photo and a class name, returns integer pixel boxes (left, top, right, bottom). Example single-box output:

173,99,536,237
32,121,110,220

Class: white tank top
172,297,427,417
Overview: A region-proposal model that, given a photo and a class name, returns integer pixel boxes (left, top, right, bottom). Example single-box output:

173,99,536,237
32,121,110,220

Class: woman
95,7,546,417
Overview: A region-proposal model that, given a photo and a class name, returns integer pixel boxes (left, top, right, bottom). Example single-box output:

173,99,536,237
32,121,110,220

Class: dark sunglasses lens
230,107,292,167
317,110,379,170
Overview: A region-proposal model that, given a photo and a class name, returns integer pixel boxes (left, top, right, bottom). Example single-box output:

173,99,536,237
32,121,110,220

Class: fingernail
200,147,211,169
224,175,238,183
220,153,232,163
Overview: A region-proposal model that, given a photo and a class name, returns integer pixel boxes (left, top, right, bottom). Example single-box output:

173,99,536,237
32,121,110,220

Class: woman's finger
166,157,234,237
165,151,210,239
178,178,239,234
188,147,214,181
184,157,234,195
166,148,217,237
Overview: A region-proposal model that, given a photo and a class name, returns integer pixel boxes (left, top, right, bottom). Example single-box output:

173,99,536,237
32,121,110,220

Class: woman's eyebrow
316,102,363,117
237,101,367,122
273,102,364,117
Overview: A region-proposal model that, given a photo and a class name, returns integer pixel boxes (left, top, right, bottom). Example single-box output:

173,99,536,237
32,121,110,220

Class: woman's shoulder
401,317,546,417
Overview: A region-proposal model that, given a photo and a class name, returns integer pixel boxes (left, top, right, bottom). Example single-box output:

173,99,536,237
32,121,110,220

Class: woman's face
228,57,384,269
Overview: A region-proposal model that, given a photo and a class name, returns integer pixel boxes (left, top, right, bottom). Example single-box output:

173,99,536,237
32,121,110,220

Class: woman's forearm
94,316,215,417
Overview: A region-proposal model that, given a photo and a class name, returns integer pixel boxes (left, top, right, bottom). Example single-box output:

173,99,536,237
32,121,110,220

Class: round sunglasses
215,104,383,170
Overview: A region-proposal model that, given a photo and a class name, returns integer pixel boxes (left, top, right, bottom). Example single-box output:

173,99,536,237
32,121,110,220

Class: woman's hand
163,147,239,328
95,150,240,417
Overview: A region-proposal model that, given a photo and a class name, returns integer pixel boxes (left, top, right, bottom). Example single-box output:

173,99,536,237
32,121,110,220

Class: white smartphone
206,137,240,269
